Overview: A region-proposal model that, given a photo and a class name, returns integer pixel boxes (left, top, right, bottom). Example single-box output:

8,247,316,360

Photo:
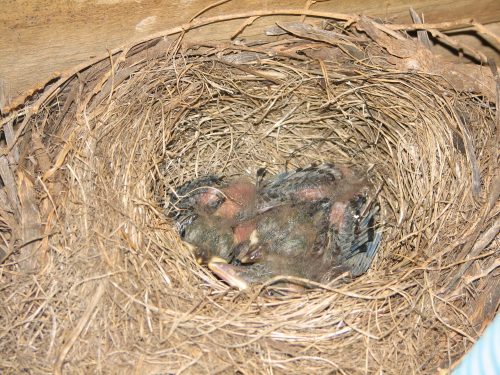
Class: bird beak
208,261,249,290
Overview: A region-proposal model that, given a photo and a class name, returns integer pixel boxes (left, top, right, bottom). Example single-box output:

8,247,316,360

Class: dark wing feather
335,197,381,276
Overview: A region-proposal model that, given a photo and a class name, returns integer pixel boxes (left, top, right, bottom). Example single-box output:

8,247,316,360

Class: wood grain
1,0,499,101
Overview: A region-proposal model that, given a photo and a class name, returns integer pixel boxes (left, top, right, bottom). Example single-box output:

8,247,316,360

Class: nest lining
0,15,498,375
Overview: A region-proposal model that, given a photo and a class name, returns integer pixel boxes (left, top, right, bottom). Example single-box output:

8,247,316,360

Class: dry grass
0,13,498,374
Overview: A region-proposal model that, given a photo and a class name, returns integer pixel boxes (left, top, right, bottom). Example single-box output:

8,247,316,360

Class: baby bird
168,164,382,290
237,201,330,264
210,196,381,289
210,165,382,289
210,201,331,289
169,175,256,222
168,175,257,263
256,163,367,211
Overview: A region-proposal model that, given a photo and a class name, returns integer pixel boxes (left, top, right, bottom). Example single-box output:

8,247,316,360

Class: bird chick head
213,177,256,221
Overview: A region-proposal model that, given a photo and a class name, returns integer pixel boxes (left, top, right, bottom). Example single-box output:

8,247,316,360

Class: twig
231,16,260,40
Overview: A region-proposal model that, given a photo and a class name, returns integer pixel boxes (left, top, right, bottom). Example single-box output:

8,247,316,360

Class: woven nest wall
1,11,499,374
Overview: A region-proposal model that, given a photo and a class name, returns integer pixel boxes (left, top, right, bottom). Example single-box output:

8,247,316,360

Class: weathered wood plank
1,0,499,101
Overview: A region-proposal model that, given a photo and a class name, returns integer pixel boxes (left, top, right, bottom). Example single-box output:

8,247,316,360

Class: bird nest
0,10,498,375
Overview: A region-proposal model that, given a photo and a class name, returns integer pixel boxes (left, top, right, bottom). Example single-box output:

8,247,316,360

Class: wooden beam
1,0,499,101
